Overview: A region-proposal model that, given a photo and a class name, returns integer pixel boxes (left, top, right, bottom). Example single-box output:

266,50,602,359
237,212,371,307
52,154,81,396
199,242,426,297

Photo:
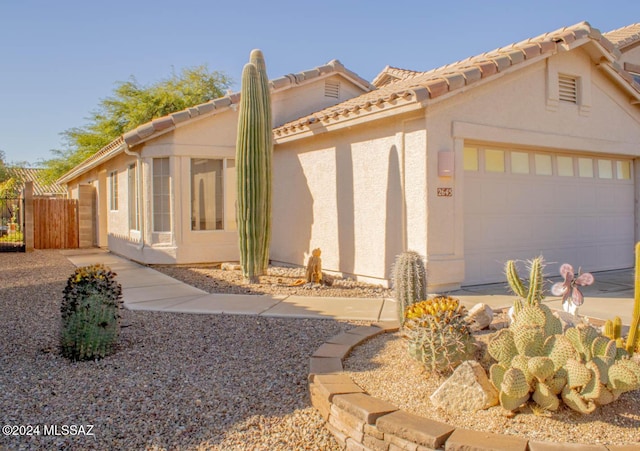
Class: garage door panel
463,148,634,286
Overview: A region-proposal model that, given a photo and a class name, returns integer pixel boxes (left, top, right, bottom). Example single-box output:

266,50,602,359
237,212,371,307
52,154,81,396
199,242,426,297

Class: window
463,147,478,171
128,164,139,230
485,149,504,172
617,161,631,180
153,158,171,232
578,158,593,178
510,152,529,174
109,171,118,210
558,74,578,104
534,154,552,175
191,159,224,231
557,156,573,177
598,160,613,179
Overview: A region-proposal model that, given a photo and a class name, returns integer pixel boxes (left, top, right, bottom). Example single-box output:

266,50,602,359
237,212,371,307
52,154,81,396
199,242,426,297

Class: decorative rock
554,311,588,331
467,303,494,330
221,262,242,271
429,360,499,412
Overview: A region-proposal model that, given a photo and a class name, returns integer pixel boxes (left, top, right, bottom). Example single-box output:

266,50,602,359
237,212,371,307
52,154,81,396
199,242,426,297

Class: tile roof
123,59,374,148
274,21,639,138
603,23,640,50
372,66,421,87
8,167,66,196
59,60,374,184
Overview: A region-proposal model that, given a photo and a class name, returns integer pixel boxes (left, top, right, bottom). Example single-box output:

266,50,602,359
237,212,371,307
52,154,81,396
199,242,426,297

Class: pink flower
551,263,594,307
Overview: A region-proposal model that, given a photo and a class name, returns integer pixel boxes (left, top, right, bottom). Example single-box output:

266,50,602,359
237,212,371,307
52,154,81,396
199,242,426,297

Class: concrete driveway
450,268,636,325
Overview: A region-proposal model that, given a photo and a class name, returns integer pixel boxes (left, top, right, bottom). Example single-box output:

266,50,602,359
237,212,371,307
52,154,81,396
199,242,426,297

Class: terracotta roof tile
275,21,639,137
59,60,374,183
8,167,66,196
372,66,422,87
604,23,640,50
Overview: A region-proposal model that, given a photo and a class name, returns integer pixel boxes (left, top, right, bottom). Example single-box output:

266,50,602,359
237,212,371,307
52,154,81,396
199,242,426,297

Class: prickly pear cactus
488,299,640,414
403,297,476,374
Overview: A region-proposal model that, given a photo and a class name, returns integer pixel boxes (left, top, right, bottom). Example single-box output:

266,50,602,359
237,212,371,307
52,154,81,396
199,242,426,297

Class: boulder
467,303,494,331
554,310,589,331
430,360,499,412
221,262,242,271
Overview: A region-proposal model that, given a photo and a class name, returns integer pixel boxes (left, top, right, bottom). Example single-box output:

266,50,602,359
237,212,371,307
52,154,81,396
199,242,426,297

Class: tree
42,65,232,181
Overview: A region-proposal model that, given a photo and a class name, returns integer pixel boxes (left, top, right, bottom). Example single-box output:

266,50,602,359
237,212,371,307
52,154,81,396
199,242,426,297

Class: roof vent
325,80,340,99
558,74,578,104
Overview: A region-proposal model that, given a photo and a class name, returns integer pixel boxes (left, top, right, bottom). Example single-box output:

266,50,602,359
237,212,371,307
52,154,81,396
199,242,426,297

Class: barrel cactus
60,264,122,361
236,49,272,284
403,296,476,374
392,250,427,324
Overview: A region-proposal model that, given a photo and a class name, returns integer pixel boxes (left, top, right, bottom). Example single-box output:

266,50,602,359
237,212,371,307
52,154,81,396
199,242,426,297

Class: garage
463,144,635,285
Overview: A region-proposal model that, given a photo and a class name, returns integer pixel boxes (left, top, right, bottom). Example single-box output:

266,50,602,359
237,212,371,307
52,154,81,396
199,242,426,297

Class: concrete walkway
60,249,637,324
60,249,397,322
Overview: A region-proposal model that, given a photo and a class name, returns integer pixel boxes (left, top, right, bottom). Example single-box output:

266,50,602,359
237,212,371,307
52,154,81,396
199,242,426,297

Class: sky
1,0,640,165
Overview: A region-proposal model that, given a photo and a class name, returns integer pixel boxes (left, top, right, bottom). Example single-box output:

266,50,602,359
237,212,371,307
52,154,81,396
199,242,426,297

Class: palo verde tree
235,50,273,283
42,65,232,182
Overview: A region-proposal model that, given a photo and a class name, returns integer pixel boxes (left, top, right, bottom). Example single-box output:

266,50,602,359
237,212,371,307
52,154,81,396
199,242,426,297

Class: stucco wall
273,47,640,290
423,48,640,289
272,112,425,285
272,74,367,127
619,44,640,67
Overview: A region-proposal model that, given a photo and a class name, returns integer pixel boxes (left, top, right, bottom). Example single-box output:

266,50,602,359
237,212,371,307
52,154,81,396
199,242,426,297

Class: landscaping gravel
344,331,640,447
0,250,351,450
154,263,393,299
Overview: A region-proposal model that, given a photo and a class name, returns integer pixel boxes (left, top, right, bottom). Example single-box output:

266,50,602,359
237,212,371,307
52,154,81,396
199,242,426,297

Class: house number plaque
437,187,453,197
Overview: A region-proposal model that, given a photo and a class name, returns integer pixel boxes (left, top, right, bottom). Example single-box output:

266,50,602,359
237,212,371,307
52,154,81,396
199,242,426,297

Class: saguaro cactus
236,49,273,283
626,242,640,355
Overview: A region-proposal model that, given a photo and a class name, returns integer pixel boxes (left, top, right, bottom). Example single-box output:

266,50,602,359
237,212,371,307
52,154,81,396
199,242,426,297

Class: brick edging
308,320,637,451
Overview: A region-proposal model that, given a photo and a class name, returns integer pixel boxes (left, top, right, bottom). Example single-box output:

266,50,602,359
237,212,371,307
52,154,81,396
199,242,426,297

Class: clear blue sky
1,0,640,165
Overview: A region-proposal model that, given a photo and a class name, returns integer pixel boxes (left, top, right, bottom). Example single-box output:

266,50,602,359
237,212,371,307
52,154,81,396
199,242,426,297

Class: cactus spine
506,257,544,307
236,50,272,283
60,264,122,361
392,251,427,324
625,242,640,354
403,297,476,374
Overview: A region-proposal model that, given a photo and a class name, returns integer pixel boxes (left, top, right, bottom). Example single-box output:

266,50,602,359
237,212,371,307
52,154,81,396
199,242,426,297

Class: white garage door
463,145,634,285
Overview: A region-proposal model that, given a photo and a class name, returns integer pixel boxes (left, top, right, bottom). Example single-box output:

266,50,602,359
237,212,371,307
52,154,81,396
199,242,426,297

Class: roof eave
274,95,425,144
57,141,126,185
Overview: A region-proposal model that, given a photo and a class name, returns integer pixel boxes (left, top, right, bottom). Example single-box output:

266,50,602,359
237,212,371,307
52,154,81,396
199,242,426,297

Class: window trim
128,163,140,231
152,158,171,233
109,170,118,211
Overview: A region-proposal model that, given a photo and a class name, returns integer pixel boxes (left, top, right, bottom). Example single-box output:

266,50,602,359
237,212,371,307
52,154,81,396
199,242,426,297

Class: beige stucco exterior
62,71,372,266
61,24,640,291
272,43,640,290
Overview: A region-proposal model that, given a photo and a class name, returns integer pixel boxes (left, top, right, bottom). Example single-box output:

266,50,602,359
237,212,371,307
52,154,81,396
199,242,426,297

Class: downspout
123,143,145,251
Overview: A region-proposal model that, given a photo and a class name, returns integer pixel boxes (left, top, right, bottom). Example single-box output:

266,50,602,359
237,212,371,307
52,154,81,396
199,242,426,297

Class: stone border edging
308,321,638,451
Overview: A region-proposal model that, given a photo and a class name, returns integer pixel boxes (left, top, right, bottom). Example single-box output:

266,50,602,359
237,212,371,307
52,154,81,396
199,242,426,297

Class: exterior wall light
438,151,454,177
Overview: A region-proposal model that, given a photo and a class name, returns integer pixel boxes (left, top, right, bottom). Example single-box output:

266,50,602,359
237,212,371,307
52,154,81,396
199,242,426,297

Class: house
59,21,640,291
58,61,374,264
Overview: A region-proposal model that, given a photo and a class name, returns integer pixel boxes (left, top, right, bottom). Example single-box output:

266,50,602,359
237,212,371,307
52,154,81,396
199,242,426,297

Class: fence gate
33,198,79,249
0,196,25,252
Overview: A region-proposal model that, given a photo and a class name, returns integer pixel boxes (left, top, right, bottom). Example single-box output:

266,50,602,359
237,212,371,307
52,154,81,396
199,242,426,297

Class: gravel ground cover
154,263,392,299
0,250,351,450
344,331,640,446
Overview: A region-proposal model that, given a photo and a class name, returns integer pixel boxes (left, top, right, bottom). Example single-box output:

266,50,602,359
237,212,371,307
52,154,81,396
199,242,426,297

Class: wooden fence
33,198,79,249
